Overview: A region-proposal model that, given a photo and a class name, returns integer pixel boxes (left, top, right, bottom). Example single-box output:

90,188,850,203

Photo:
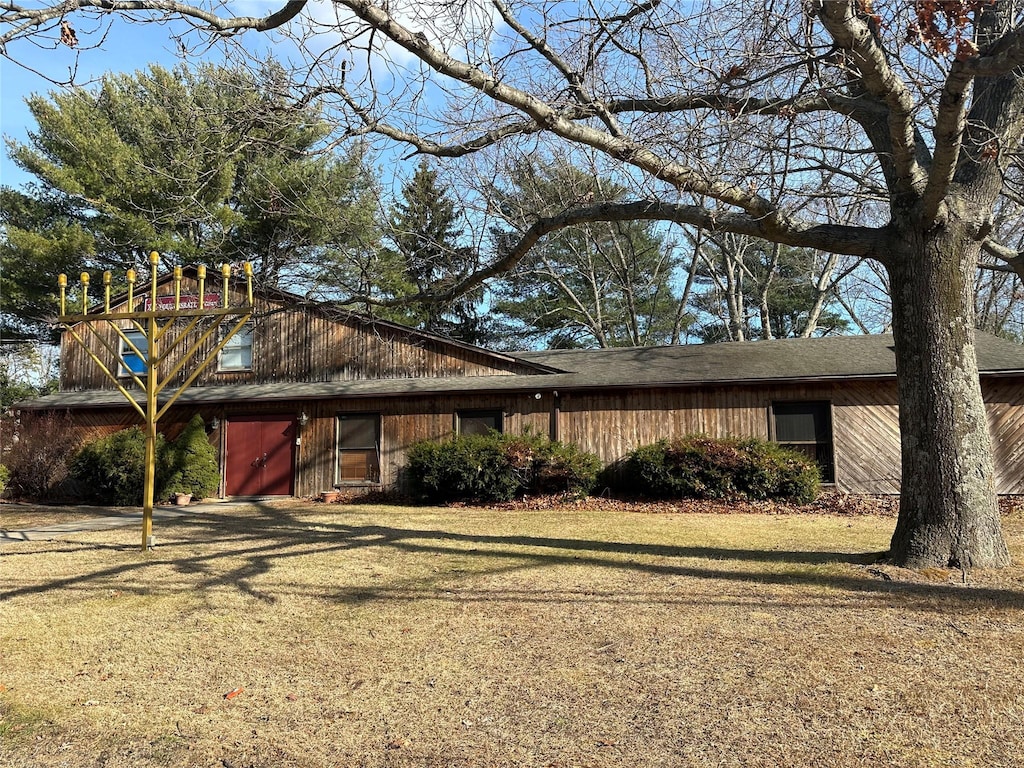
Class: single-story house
16,275,1024,497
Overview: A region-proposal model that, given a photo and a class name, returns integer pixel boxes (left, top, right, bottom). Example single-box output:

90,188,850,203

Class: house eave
16,358,1024,412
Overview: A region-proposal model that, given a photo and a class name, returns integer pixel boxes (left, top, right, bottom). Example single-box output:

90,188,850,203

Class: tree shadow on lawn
1,503,1021,612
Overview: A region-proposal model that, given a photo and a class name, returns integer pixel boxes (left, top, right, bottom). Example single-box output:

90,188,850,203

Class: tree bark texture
887,224,1010,568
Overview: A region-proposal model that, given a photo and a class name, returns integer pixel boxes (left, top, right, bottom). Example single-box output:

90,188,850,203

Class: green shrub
532,439,602,496
0,464,9,497
165,415,219,499
407,433,519,503
70,427,171,505
407,431,600,503
621,435,820,503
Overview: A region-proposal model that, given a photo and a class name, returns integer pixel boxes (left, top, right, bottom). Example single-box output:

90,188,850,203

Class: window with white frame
218,324,253,372
118,330,147,377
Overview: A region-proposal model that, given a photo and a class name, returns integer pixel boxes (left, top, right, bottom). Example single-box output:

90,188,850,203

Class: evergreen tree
1,62,379,340
691,240,849,342
165,415,220,500
0,343,58,409
489,159,683,349
379,159,488,344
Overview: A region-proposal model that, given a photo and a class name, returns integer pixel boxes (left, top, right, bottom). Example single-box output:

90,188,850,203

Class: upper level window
219,324,253,372
118,330,147,377
772,401,835,483
457,409,503,436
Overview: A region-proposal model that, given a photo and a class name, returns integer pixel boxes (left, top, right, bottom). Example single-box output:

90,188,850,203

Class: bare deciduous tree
5,0,1024,567
688,233,852,342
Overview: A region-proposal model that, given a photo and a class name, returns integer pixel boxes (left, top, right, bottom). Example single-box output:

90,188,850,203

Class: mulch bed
323,490,1024,518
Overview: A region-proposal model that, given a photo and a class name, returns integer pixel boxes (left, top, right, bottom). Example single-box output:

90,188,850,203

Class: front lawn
1,502,1023,767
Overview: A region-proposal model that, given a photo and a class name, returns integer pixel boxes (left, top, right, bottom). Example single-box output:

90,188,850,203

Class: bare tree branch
386,199,883,308
813,0,930,196
0,0,306,46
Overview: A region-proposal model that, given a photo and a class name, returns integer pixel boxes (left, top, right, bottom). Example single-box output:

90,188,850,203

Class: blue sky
1,17,249,189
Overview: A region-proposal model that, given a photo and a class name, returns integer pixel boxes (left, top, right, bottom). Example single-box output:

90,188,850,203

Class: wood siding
52,376,1024,497
295,394,551,495
557,381,904,494
60,281,540,392
986,379,1024,494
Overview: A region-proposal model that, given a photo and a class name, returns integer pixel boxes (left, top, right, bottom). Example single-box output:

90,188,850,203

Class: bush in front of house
164,415,220,500
0,464,9,497
407,431,601,503
71,417,221,505
409,433,520,503
70,427,172,505
621,435,820,503
530,438,603,496
3,411,81,501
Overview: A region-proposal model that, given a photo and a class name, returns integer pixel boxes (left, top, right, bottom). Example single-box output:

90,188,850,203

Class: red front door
225,415,296,496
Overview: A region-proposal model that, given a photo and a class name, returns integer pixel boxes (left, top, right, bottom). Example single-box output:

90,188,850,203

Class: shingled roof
517,331,1024,383
16,332,1024,410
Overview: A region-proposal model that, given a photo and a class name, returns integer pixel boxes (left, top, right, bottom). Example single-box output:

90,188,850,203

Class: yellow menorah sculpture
58,252,254,551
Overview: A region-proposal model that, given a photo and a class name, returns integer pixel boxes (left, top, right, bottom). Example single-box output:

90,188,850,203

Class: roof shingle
17,333,1024,410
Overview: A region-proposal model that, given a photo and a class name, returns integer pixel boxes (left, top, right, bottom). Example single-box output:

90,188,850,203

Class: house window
219,324,253,372
457,409,503,436
118,330,147,377
337,414,381,484
772,401,835,483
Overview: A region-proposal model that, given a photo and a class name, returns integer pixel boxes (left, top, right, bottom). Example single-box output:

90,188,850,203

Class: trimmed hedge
621,435,820,503
407,431,601,503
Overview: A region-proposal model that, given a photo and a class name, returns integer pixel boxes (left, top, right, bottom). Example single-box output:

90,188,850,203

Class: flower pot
173,492,193,506
320,490,342,503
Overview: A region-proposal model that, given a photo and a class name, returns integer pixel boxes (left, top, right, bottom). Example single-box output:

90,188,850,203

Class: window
457,409,503,436
219,324,253,372
336,414,381,484
118,330,147,377
772,401,835,483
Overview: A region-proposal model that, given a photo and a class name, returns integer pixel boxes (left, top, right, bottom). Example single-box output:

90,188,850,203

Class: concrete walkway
0,501,242,544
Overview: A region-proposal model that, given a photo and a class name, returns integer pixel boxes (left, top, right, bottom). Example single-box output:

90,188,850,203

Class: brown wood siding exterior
60,282,540,392
51,376,1024,497
295,394,552,495
556,381,904,494
47,291,1024,499
985,379,1024,494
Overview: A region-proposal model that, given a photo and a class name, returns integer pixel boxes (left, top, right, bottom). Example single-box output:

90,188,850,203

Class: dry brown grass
2,501,1024,768
0,503,121,531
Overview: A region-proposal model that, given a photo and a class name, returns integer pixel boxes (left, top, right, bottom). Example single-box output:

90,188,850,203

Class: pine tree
1,62,379,340
489,158,683,349
380,159,488,344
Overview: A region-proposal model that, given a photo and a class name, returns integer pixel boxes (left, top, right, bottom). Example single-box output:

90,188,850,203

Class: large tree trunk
887,225,1010,568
